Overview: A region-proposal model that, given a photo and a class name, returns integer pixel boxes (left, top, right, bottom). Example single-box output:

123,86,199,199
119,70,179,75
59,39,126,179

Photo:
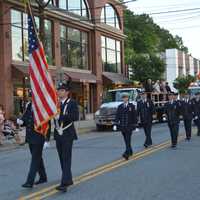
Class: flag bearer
54,82,79,192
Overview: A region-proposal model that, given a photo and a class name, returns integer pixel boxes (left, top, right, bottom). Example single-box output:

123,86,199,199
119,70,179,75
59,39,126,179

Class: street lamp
35,0,51,9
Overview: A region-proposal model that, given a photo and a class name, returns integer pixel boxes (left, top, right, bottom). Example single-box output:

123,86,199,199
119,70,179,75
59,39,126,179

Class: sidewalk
0,120,96,152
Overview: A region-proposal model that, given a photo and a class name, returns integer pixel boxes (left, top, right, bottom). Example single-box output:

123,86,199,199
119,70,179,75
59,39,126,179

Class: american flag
28,15,58,135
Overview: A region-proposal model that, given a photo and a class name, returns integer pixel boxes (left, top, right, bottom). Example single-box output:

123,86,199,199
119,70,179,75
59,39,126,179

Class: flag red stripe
32,51,57,105
38,44,49,69
32,92,45,125
29,66,54,116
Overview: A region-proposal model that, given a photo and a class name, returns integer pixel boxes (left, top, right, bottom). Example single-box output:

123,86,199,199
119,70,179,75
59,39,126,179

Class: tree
129,54,165,83
173,75,196,94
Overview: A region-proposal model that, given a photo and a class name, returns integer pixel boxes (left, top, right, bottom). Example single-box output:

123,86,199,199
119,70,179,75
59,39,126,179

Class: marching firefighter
137,91,155,148
164,92,181,148
180,93,194,141
54,82,79,192
114,92,137,160
192,92,200,136
17,90,47,188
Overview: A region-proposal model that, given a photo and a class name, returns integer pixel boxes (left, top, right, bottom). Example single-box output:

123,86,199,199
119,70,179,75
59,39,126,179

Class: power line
150,7,200,15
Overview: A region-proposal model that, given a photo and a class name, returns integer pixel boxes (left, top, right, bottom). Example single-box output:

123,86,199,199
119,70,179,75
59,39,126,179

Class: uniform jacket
137,99,155,125
115,102,137,131
164,101,181,125
180,99,194,120
54,98,79,141
21,102,45,144
192,99,200,120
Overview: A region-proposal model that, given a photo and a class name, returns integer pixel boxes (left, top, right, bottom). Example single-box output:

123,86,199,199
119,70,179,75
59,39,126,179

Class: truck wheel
96,124,105,131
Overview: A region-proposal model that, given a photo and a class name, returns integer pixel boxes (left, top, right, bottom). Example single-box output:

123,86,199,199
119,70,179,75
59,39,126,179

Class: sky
127,0,200,59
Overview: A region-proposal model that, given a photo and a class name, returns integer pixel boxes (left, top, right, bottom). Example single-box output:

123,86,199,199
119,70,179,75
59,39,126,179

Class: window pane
116,41,121,51
11,10,22,28
59,0,67,9
101,36,106,48
60,25,66,38
81,0,88,17
68,42,82,68
81,32,88,44
12,26,23,61
68,28,80,43
106,4,115,27
101,7,105,23
60,38,67,66
82,44,88,69
44,20,53,65
107,49,117,73
106,38,115,50
68,0,81,15
23,13,28,29
117,51,121,73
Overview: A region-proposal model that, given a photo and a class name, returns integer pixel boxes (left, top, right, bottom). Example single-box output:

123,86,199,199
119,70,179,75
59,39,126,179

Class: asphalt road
0,123,199,200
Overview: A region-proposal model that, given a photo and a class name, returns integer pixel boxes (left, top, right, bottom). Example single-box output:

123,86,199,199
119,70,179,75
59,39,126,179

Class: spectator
153,80,161,93
160,80,167,93
144,79,153,93
165,82,172,93
0,105,5,145
2,116,23,145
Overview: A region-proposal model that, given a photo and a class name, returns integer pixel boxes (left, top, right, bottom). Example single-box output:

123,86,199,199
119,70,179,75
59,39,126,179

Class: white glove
43,142,51,149
134,128,139,132
194,116,198,120
17,119,24,125
113,125,117,131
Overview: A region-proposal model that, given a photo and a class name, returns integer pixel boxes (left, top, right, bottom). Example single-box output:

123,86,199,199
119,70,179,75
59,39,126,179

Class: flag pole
26,0,40,43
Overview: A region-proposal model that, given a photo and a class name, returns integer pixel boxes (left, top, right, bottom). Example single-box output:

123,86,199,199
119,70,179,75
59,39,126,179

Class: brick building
0,0,128,118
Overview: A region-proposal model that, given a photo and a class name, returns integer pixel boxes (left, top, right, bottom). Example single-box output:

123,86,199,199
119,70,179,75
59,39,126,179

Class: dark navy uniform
21,102,47,187
180,99,194,140
115,102,137,159
54,98,79,188
137,99,155,147
164,100,181,147
192,98,200,136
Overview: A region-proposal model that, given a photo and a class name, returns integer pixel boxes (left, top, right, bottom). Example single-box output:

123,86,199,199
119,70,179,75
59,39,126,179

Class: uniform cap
57,82,71,91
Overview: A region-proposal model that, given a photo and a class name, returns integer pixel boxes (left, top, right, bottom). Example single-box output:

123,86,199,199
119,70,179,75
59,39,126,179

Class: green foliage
129,54,165,83
124,9,188,82
173,75,196,94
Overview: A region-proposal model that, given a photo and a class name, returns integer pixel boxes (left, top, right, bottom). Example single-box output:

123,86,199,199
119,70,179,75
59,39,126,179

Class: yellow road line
20,135,186,200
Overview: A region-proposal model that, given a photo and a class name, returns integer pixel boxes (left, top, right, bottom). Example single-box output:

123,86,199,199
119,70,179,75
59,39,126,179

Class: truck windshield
103,90,135,103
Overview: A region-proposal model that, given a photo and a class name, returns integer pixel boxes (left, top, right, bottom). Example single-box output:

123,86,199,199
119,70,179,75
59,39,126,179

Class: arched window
59,0,90,18
101,4,120,29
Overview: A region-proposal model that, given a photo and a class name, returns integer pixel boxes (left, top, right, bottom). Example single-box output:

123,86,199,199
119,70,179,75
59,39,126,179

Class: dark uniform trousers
137,100,154,146
121,128,133,154
115,103,137,155
168,123,179,146
143,123,153,146
54,99,79,186
55,136,74,186
192,99,200,136
21,102,47,185
165,101,181,146
180,100,193,139
26,143,47,184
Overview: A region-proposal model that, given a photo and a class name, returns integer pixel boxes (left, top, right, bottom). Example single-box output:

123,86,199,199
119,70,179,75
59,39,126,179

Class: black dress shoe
56,185,67,193
122,153,129,160
35,179,47,185
144,144,149,148
171,145,177,149
22,183,33,188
